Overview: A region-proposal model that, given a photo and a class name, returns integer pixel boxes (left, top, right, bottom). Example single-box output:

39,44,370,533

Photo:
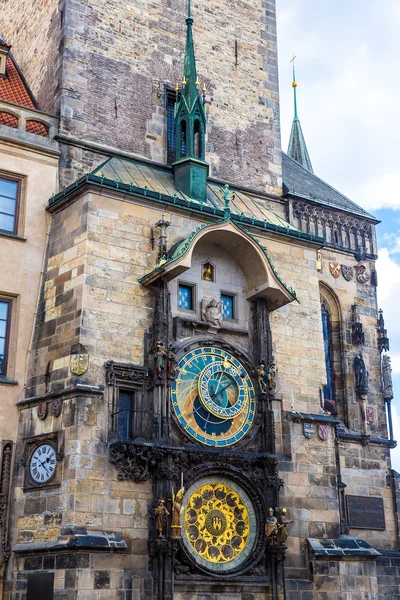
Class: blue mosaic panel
178,285,193,310
221,294,234,319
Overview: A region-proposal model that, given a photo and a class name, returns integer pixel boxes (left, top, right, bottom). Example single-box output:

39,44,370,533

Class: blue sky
276,0,400,469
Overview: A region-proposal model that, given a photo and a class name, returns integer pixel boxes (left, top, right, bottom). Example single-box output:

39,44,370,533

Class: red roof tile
0,57,35,108
0,57,48,137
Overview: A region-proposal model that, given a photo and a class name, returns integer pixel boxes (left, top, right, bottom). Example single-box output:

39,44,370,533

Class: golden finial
175,82,179,92
195,77,199,87
202,84,207,93
182,75,187,86
292,81,297,88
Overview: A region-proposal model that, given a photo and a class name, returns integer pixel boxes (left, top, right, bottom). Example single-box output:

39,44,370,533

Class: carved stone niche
0,440,14,567
105,361,150,442
21,431,64,492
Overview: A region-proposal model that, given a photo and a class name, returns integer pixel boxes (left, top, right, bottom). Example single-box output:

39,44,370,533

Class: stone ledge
285,411,341,425
308,536,380,560
15,530,127,553
17,384,105,408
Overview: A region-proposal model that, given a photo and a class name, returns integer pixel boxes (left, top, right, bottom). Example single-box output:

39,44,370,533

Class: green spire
182,0,199,108
292,63,298,121
287,58,314,174
172,0,208,202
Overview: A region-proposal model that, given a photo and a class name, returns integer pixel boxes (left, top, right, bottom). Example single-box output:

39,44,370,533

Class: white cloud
377,247,400,303
277,0,400,214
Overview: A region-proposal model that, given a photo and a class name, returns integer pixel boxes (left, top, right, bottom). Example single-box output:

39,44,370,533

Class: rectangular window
117,391,134,440
0,176,20,233
178,284,194,311
27,573,54,600
0,299,11,376
221,293,235,319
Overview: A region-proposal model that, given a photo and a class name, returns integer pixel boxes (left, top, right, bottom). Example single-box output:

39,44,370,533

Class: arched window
180,120,187,157
321,303,335,413
194,120,201,159
319,284,345,419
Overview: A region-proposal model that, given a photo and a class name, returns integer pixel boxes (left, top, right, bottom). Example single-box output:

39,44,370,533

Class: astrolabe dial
171,347,256,447
182,478,257,573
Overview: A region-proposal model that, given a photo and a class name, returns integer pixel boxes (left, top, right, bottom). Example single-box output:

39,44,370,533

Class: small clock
29,443,57,484
171,346,256,447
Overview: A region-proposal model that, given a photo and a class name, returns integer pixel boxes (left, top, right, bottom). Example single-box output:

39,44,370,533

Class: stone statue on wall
201,298,223,329
351,304,364,346
267,359,277,393
154,499,170,537
171,487,185,539
382,354,394,401
265,508,278,544
354,352,369,398
155,341,167,380
257,361,268,393
278,508,293,544
167,344,178,381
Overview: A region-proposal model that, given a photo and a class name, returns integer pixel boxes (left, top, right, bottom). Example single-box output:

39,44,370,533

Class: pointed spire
287,57,314,174
182,0,199,108
172,0,208,201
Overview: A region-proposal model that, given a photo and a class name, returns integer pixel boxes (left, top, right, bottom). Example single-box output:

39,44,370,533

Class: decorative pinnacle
188,0,191,18
222,184,235,219
290,54,298,121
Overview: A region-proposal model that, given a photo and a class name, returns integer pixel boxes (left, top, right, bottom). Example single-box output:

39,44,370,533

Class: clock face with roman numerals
29,443,57,484
171,346,256,447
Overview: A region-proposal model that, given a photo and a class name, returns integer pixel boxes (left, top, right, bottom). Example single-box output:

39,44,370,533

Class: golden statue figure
202,262,213,281
278,508,293,544
171,487,185,539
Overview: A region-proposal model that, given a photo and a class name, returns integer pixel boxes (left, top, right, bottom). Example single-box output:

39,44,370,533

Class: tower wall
0,0,282,194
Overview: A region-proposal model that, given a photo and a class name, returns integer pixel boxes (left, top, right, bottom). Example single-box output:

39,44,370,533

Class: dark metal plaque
27,573,54,600
346,495,385,530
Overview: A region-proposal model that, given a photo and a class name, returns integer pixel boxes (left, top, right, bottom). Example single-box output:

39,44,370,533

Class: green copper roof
287,65,314,174
139,218,299,303
47,155,324,245
92,157,302,232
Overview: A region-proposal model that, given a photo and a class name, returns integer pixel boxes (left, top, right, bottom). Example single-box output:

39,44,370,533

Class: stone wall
0,0,61,114
0,0,282,193
5,388,152,599
310,558,378,600
377,552,400,599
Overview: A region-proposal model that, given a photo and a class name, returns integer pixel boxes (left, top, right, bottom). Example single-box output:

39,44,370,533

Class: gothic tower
1,1,400,600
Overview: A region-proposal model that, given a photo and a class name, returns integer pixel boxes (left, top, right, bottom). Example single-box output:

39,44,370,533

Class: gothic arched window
321,303,335,413
180,120,187,158
194,119,201,159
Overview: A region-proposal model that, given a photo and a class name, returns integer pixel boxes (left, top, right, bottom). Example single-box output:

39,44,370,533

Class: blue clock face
171,347,256,447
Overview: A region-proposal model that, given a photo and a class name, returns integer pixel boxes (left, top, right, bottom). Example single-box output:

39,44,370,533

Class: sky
276,0,400,469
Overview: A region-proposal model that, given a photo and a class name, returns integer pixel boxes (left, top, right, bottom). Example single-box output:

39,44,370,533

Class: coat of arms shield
303,422,315,439
355,261,370,284
329,262,341,278
69,353,89,376
341,265,354,281
318,425,329,440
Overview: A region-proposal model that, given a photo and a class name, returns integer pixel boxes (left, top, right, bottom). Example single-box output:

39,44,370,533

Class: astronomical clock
171,346,256,447
110,284,285,597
